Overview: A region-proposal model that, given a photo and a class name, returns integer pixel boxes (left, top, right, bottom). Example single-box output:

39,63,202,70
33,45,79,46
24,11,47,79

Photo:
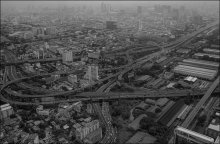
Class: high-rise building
62,50,73,62
172,8,180,20
39,47,45,59
45,27,57,35
44,42,49,50
138,20,143,32
0,104,14,120
23,31,33,39
86,104,93,114
192,15,203,25
137,6,142,14
84,128,102,144
74,120,100,140
88,65,99,83
174,126,215,144
68,74,77,84
106,21,117,30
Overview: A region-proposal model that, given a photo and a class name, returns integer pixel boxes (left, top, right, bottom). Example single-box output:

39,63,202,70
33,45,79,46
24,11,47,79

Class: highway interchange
0,20,219,143
0,21,219,105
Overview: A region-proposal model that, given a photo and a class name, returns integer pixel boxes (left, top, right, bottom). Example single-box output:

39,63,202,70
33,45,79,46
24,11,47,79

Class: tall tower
137,6,142,15
88,65,99,83
44,42,49,50
138,19,143,32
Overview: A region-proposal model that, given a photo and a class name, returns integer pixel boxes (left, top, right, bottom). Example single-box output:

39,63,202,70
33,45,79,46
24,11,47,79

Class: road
93,80,116,144
181,76,220,128
1,49,126,93
0,20,219,105
100,81,118,144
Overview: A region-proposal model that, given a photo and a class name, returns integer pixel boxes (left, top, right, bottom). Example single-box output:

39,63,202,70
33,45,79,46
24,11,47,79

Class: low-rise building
68,74,78,84
0,103,14,120
36,105,51,116
126,131,157,144
164,72,174,80
206,119,220,139
83,127,102,144
74,119,100,140
156,98,169,108
62,50,73,62
128,114,147,130
86,104,93,114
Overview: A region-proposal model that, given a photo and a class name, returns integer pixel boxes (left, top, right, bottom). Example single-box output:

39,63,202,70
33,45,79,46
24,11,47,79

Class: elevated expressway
1,74,219,105
2,49,127,94
0,21,219,105
93,80,116,144
1,56,82,66
181,76,220,128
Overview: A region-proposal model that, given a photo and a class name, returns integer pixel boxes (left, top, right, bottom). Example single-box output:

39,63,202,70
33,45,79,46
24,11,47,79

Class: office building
45,27,57,35
84,128,102,144
44,42,49,50
74,120,100,140
138,20,143,32
172,8,180,20
86,104,93,114
106,21,117,30
101,2,107,13
174,126,215,144
23,31,33,39
88,52,100,59
137,6,142,14
68,74,78,84
62,50,73,62
0,104,14,120
88,65,99,83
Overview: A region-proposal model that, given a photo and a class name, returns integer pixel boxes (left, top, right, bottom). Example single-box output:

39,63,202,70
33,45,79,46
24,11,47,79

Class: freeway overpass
1,86,219,106
1,56,81,66
1,20,219,105
1,47,158,66
2,49,126,94
181,76,220,128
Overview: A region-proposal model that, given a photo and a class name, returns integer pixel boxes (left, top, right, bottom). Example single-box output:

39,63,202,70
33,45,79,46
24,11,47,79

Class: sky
1,1,219,14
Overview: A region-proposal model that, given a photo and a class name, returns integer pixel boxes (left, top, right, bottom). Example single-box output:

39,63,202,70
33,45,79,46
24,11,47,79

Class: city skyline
0,1,219,144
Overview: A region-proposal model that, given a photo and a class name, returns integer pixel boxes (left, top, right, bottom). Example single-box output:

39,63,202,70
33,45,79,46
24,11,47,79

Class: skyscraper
88,65,99,83
62,50,73,62
106,21,117,30
137,6,142,15
138,20,143,32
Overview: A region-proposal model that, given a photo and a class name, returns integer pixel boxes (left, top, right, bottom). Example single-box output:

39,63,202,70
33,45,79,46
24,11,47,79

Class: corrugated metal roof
203,48,220,53
194,53,220,59
174,65,217,80
183,58,219,67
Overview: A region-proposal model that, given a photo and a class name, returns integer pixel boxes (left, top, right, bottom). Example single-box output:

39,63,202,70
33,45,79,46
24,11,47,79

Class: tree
121,111,130,120
155,108,161,113
140,117,154,130
112,107,121,117
155,137,168,144
38,130,46,139
198,115,207,126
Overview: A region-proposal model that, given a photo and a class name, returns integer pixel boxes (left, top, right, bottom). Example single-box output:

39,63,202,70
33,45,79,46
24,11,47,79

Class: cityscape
0,1,219,144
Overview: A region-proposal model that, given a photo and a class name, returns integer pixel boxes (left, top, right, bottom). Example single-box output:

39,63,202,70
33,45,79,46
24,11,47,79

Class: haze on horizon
1,1,219,16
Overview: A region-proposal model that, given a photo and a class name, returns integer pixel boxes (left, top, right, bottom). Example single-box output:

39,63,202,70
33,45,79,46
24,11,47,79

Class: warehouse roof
174,65,217,80
194,53,220,59
176,49,191,54
126,131,156,144
128,114,147,130
158,99,185,126
156,56,167,63
136,75,151,82
203,48,220,53
183,58,219,68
